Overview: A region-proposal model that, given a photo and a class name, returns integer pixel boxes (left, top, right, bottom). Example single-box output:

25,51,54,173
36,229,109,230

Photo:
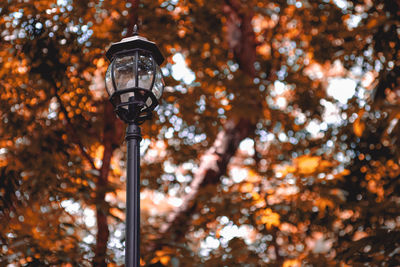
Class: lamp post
105,25,165,267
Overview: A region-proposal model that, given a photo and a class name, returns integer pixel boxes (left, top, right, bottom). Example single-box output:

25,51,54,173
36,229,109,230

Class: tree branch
52,82,98,171
128,0,140,35
224,0,257,76
156,118,255,243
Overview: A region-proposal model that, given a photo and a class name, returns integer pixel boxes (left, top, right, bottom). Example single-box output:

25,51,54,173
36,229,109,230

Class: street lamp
105,25,165,267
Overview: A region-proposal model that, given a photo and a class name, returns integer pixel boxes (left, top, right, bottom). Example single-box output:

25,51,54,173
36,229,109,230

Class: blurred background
0,0,399,266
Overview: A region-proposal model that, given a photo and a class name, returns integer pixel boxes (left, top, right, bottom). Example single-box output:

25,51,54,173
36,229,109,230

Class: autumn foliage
0,0,399,266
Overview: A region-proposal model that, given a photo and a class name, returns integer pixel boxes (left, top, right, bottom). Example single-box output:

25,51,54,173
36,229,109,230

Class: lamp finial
133,24,139,36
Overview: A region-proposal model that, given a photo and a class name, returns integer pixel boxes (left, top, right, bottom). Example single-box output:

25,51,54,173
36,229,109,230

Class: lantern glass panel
120,92,136,109
152,64,164,100
105,62,114,96
114,55,136,90
138,52,154,90
146,98,153,108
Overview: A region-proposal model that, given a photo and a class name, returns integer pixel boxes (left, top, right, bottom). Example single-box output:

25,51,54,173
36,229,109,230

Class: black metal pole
125,123,142,267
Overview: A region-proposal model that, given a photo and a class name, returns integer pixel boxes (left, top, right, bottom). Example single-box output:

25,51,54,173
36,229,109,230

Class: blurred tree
0,0,399,266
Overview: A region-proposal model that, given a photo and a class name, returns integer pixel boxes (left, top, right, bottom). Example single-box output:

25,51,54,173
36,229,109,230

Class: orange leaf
353,110,365,137
259,208,280,229
283,259,301,267
296,155,320,174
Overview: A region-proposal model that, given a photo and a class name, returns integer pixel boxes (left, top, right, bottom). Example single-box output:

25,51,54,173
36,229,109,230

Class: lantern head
105,26,165,124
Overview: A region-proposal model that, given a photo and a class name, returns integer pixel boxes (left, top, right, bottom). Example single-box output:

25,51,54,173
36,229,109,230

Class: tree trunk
93,102,123,266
